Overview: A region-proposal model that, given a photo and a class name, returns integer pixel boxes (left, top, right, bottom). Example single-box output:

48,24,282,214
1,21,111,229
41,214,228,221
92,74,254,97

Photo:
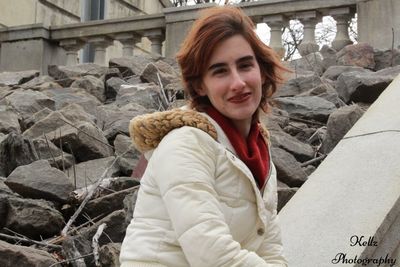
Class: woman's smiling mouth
228,92,252,103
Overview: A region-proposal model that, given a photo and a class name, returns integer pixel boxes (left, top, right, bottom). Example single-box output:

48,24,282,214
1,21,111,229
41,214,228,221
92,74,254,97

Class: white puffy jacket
120,108,288,267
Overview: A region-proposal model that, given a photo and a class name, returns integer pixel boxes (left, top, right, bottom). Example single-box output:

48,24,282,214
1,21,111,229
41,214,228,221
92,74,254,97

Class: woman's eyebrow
207,55,255,72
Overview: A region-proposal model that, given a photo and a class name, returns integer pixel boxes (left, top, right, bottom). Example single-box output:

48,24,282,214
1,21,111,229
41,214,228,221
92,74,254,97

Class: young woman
120,6,288,267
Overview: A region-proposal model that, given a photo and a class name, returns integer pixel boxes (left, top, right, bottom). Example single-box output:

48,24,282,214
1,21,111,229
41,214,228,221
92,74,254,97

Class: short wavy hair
176,5,287,113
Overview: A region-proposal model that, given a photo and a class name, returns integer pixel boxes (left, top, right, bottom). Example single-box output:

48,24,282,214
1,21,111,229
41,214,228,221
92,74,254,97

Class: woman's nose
230,70,246,91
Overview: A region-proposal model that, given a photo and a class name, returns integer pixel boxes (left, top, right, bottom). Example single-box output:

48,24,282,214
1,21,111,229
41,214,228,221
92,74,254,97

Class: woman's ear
196,84,207,97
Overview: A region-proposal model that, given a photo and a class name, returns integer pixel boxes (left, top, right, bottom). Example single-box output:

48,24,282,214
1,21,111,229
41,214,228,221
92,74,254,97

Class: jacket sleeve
256,170,288,267
256,210,288,266
149,127,275,267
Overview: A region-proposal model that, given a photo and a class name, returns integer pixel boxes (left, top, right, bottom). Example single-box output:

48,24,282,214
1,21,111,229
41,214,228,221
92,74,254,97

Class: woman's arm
150,127,270,267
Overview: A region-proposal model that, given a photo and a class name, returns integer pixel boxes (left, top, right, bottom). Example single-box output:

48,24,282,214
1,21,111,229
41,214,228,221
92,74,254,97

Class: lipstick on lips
228,92,251,103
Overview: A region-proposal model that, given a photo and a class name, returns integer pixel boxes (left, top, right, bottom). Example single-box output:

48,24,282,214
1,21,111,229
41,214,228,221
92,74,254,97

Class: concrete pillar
114,32,141,57
330,7,354,51
297,11,321,57
357,0,400,50
279,75,400,266
163,3,216,58
144,29,164,56
59,39,85,66
263,14,287,59
88,36,113,65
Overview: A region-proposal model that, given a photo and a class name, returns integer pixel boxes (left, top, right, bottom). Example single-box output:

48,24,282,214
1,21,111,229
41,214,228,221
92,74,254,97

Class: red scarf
205,106,270,189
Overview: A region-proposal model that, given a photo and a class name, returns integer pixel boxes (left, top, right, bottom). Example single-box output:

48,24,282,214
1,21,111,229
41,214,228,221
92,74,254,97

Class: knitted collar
205,106,269,188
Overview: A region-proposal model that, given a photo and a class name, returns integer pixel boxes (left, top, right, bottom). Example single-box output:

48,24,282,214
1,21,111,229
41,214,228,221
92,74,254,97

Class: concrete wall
0,38,66,74
0,0,36,27
0,0,80,27
357,0,400,50
279,75,400,266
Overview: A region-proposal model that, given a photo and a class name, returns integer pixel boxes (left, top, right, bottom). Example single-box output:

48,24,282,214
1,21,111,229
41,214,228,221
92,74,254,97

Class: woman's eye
213,68,227,75
239,63,253,70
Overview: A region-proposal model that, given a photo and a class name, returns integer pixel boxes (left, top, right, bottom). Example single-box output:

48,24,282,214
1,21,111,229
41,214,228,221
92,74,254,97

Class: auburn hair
176,5,287,113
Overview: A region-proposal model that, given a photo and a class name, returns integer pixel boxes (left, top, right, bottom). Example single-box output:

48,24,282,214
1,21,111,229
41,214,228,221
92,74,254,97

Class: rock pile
0,43,399,266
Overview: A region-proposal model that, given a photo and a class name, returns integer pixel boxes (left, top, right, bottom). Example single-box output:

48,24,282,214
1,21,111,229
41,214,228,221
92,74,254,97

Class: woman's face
198,34,264,133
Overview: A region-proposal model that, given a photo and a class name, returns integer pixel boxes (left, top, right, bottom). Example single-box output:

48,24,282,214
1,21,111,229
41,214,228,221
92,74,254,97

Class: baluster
88,36,113,65
145,29,165,56
330,7,354,51
115,32,142,57
297,11,321,57
59,39,85,66
263,14,288,58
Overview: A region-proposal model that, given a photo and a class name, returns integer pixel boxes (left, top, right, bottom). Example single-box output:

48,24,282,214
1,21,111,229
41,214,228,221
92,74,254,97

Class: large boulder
320,104,365,154
275,73,322,97
109,55,156,78
140,60,181,87
0,132,38,177
70,75,106,102
0,89,55,120
114,134,141,176
65,156,120,189
336,65,400,103
0,240,57,266
0,106,20,134
42,87,101,113
337,43,375,69
286,52,325,76
322,65,369,81
0,70,39,86
5,160,74,203
47,122,113,162
48,63,110,87
373,48,400,71
4,197,65,239
33,138,74,170
271,146,308,187
274,96,337,123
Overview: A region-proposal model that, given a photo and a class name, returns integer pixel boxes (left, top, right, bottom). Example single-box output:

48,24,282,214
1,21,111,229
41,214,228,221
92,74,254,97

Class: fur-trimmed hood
129,108,270,154
129,108,218,153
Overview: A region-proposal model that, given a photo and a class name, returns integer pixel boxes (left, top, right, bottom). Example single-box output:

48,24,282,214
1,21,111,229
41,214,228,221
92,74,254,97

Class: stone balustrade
0,0,395,73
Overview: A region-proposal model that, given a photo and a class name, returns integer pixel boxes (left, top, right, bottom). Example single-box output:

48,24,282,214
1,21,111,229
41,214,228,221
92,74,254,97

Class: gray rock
336,65,400,103
0,70,39,86
33,138,74,170
298,82,346,108
0,132,38,177
105,76,129,101
263,119,315,162
99,243,121,267
0,177,18,197
114,134,141,176
48,63,110,87
61,236,92,267
5,160,74,203
20,75,59,90
275,73,322,97
278,187,298,212
0,107,20,134
22,111,73,140
320,45,337,70
320,104,365,154
5,197,64,239
337,43,375,69
373,49,400,71
140,60,180,87
286,52,325,76
42,87,101,112
0,240,57,266
65,156,120,189
84,186,138,220
96,105,148,141
70,75,106,102
274,96,337,122
116,83,162,110
48,122,113,163
1,89,55,120
271,146,308,187
22,107,53,130
109,55,157,77
322,65,369,81
81,209,128,246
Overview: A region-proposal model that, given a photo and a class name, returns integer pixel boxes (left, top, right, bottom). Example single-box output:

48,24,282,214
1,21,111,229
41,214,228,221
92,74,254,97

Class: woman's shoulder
129,108,218,154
